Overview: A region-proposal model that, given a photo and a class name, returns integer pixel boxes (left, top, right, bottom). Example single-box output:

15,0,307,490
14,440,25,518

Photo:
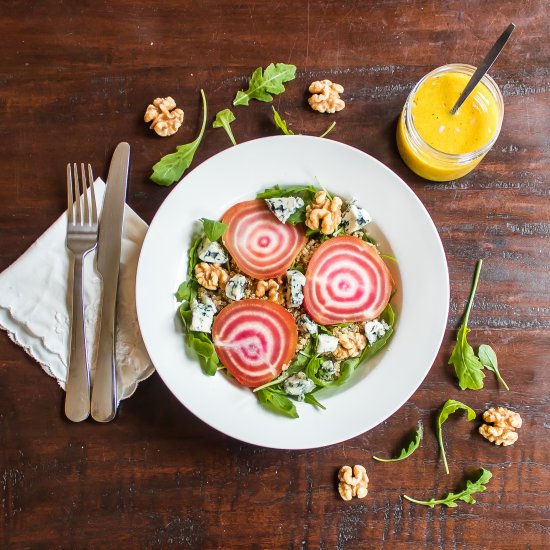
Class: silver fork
65,163,98,422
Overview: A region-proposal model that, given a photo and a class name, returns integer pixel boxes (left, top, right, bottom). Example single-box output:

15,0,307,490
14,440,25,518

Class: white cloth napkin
0,179,154,401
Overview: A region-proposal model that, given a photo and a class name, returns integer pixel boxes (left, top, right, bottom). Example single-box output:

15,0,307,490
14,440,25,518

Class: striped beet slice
222,200,306,279
303,236,393,325
213,300,298,387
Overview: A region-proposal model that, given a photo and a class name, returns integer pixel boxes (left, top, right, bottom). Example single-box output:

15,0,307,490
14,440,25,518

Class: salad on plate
176,184,396,418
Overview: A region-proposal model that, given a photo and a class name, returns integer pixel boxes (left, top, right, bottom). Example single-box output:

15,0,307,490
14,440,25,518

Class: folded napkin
0,179,154,401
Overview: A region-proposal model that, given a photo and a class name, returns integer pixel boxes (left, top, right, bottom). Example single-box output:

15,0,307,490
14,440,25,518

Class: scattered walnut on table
195,262,229,291
308,80,345,114
305,191,343,235
337,465,369,501
144,96,184,137
333,332,367,360
479,406,522,446
255,278,284,305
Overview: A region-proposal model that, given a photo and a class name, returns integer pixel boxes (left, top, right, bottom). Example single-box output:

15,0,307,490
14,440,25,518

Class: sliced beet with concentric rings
212,299,298,387
303,235,392,325
222,200,306,279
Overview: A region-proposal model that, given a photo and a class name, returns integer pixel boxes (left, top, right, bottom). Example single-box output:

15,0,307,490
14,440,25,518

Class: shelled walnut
305,191,343,235
308,80,345,113
479,407,522,446
333,332,367,360
194,262,229,291
337,465,369,501
144,96,184,137
255,278,284,305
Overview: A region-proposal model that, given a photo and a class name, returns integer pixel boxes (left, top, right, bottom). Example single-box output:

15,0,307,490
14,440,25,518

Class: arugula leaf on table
272,106,294,135
256,388,299,418
373,422,423,462
212,108,237,145
319,121,336,138
448,259,486,390
437,399,476,475
233,63,296,106
403,468,493,508
200,218,227,242
478,344,509,391
151,89,208,186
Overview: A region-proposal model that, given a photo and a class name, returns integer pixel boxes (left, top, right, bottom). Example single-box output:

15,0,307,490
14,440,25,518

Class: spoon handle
450,23,515,115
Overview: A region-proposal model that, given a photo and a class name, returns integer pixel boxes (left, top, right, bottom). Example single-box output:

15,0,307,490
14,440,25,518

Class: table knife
91,142,130,422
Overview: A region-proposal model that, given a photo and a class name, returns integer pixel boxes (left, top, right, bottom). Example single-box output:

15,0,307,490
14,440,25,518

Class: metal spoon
450,23,515,115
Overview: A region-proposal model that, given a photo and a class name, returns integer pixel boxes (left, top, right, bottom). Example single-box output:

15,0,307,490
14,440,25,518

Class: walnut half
195,262,229,291
479,407,522,446
337,465,369,501
333,332,367,360
308,80,345,114
144,96,184,137
255,278,284,305
305,191,343,235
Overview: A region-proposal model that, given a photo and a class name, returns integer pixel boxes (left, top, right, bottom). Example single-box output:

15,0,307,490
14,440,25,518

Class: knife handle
91,287,118,422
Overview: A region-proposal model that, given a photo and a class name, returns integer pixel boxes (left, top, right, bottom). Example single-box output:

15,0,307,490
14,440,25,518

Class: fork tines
66,163,97,226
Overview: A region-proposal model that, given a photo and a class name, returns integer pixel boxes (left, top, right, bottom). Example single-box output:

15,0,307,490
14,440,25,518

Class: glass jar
396,64,504,182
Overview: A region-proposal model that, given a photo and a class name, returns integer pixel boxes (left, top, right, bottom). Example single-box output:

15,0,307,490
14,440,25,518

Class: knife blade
91,142,130,422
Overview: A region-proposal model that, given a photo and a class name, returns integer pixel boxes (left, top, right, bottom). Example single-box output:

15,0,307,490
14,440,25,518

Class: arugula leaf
373,422,423,462
403,468,492,508
256,388,299,418
186,331,220,376
175,280,194,302
319,121,336,138
212,108,237,145
201,218,227,242
187,233,204,279
449,259,486,390
253,339,313,392
303,390,326,410
233,63,296,106
272,106,294,135
151,89,207,186
478,344,509,391
340,303,395,373
437,399,476,475
257,184,320,225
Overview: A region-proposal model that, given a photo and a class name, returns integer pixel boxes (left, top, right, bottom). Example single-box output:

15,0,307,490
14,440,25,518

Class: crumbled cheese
283,372,316,400
225,274,247,301
198,238,228,264
318,360,340,381
364,319,390,345
342,199,371,234
190,296,217,333
316,333,339,354
286,269,306,308
265,197,305,223
296,314,318,335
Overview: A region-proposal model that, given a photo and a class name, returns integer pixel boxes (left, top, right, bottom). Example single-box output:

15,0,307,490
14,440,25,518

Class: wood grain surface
1,1,549,548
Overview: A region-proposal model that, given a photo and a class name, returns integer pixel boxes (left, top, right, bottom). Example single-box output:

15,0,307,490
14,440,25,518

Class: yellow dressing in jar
397,64,504,181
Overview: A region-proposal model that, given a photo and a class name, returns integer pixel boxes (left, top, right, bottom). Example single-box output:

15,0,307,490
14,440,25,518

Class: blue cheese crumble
265,197,305,224
364,319,390,345
198,238,228,264
225,274,247,301
342,199,372,234
316,333,339,354
296,314,318,335
283,372,316,401
318,360,340,381
286,270,306,308
190,295,217,333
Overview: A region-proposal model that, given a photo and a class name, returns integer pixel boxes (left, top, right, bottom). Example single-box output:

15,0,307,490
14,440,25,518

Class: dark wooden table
1,1,549,548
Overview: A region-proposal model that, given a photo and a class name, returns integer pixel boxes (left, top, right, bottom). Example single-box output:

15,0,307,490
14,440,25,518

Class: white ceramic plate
136,136,449,449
